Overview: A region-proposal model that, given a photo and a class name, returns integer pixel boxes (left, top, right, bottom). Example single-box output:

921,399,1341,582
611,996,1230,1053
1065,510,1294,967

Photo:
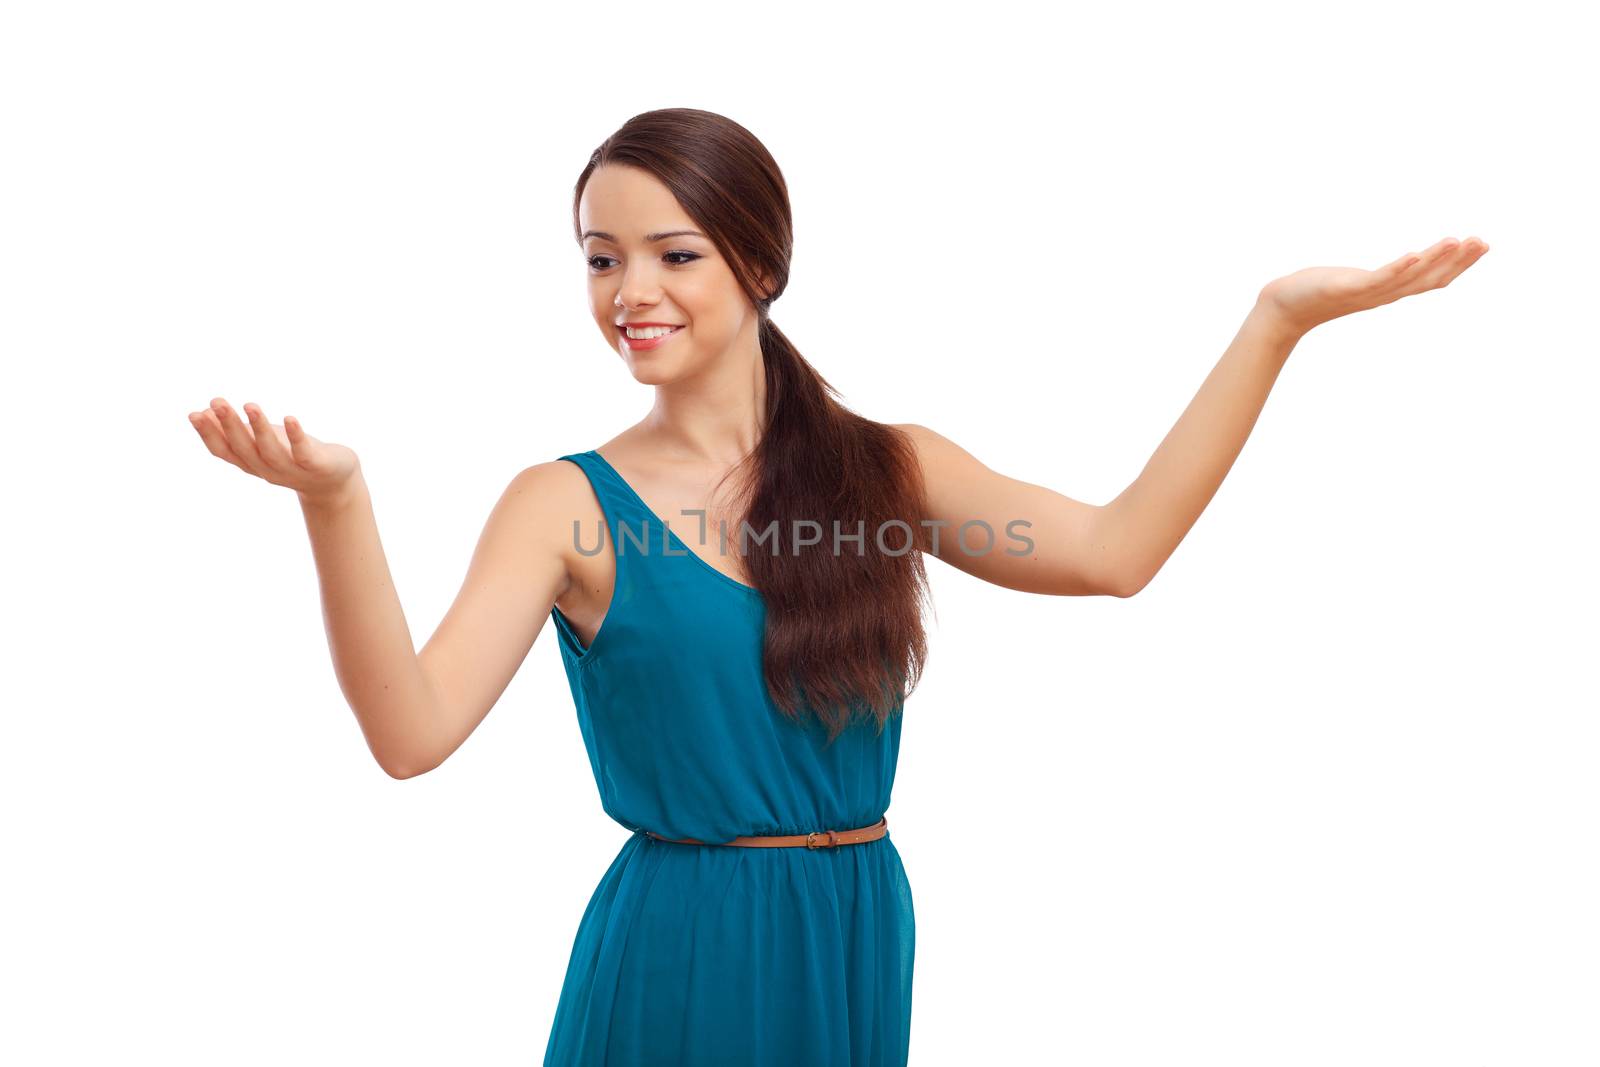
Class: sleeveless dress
542,450,915,1067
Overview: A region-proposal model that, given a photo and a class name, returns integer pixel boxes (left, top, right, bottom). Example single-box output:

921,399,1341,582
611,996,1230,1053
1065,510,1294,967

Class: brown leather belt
644,815,888,849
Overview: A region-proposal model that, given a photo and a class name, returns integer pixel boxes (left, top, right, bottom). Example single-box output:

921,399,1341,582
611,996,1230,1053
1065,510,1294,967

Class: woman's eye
586,251,701,272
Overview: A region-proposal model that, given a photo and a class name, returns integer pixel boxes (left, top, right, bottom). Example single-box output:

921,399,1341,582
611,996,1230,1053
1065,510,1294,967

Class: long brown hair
572,107,933,743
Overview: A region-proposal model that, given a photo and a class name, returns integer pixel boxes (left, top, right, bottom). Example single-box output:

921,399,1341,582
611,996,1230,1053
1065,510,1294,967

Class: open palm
188,398,360,499
1260,235,1490,335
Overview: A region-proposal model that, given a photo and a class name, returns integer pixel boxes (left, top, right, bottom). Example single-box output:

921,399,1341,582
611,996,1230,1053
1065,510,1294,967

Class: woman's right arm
191,398,576,779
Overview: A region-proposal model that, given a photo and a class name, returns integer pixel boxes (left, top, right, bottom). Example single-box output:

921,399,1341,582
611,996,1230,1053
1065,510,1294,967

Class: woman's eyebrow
581,229,708,242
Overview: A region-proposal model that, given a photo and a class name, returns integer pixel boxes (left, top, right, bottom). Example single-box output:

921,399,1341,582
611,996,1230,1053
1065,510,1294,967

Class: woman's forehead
580,166,689,229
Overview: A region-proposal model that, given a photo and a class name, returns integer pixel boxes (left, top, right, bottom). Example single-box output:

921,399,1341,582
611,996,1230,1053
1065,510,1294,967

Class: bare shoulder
885,420,1008,521
886,421,982,552
505,455,592,501
888,420,967,452
888,422,934,449
888,421,984,486
498,458,603,565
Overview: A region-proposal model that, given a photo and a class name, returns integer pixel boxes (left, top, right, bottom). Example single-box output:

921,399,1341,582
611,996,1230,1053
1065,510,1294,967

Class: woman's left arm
901,235,1489,598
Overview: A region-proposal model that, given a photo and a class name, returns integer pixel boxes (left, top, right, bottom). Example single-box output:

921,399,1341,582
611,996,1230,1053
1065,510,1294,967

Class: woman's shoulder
499,458,610,547
886,421,988,479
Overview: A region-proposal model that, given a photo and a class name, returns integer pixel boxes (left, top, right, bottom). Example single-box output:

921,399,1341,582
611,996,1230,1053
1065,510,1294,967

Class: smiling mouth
619,324,684,348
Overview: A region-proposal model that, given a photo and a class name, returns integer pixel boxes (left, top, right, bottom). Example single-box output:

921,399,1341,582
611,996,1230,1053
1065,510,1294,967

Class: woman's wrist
298,465,368,515
1246,294,1311,353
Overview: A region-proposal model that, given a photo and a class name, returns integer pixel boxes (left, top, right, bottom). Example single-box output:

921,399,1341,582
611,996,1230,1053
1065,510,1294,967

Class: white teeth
625,325,680,339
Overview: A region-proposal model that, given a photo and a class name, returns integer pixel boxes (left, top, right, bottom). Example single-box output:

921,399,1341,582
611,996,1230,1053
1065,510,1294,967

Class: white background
4,1,1596,1064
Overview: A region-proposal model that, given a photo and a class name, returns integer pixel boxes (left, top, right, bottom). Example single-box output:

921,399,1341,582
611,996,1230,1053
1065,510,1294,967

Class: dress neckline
588,449,763,598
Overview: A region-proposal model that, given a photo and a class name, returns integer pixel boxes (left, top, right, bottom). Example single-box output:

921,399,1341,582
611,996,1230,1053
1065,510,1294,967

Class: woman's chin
620,347,699,384
621,356,679,385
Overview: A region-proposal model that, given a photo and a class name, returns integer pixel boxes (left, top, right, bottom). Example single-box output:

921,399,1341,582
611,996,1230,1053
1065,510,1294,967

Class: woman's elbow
375,741,440,780
1104,565,1153,598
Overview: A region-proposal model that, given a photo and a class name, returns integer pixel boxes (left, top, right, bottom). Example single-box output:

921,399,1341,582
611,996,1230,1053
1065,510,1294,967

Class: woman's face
578,164,762,384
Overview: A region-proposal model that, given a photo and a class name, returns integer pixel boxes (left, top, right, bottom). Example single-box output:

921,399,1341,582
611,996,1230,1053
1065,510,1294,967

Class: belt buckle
806,829,839,849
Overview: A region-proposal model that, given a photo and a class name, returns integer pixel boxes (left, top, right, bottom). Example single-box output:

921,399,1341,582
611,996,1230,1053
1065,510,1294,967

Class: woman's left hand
1258,235,1490,337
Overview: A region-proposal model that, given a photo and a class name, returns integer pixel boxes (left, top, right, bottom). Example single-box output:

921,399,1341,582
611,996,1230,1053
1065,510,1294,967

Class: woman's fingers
208,398,273,479
1423,236,1462,260
1379,237,1453,279
243,402,297,473
1382,250,1424,276
1404,236,1488,294
1260,234,1489,332
283,414,316,466
1382,236,1489,296
189,407,248,470
190,398,353,494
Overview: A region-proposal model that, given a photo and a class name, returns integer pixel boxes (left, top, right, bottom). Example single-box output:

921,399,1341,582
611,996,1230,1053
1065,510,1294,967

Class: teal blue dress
542,450,914,1067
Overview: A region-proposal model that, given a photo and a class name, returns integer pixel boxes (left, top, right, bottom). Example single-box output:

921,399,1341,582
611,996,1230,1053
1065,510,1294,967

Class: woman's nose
615,267,663,308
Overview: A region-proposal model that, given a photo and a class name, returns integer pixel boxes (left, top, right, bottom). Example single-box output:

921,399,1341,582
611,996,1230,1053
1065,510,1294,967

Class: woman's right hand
1255,235,1490,337
189,397,361,502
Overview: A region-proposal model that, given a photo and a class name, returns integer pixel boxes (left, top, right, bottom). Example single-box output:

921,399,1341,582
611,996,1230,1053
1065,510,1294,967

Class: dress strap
555,450,660,560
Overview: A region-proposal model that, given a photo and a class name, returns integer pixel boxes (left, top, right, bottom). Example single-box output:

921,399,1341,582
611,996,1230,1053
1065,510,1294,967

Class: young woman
188,107,1488,1066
